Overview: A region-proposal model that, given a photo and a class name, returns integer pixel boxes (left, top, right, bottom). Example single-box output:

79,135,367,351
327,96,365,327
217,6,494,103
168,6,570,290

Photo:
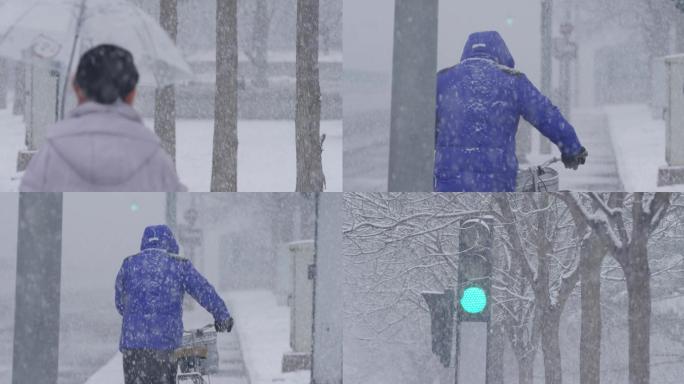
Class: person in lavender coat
20,44,186,192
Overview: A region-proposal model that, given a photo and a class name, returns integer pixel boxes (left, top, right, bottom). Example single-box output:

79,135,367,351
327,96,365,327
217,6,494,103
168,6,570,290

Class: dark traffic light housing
457,218,493,322
422,290,455,367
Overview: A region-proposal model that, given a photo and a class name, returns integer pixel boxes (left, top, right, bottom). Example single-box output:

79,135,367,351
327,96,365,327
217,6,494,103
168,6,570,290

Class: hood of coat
46,101,163,186
460,31,515,68
140,224,179,253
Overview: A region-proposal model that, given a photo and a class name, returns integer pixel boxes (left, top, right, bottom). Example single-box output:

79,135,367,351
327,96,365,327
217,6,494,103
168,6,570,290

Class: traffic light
422,290,455,367
457,218,493,322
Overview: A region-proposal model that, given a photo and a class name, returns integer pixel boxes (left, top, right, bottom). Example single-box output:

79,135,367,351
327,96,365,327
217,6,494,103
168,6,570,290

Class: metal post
559,47,571,117
0,58,7,110
12,193,63,384
166,192,177,232
555,22,577,120
388,0,439,191
540,0,553,154
17,60,61,172
658,55,684,185
311,193,343,384
13,63,26,116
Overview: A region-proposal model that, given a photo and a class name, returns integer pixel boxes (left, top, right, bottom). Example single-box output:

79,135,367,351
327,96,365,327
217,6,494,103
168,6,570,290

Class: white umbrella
0,0,193,116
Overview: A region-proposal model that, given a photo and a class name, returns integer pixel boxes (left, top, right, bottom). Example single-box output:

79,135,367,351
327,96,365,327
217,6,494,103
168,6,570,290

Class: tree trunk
155,0,178,163
211,0,239,192
579,242,604,384
251,0,270,88
487,259,505,384
295,0,325,192
625,243,651,384
518,355,535,384
542,310,563,384
0,58,8,110
13,63,25,116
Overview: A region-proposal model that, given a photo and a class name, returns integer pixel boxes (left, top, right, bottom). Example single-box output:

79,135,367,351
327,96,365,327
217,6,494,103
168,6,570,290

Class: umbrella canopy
0,0,193,87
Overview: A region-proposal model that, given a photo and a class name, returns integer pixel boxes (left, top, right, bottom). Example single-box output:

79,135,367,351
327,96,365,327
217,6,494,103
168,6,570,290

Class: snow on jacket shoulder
20,101,186,192
115,225,230,351
434,31,583,192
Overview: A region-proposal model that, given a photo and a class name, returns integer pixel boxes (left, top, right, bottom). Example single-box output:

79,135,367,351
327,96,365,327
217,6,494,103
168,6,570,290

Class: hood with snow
47,101,163,186
140,224,179,253
460,31,515,68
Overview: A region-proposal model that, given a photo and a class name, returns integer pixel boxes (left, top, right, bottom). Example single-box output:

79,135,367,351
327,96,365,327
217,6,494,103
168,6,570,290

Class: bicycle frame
516,157,561,192
176,324,216,384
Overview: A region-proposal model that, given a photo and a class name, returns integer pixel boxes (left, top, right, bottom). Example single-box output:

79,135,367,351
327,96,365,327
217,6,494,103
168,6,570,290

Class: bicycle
175,324,220,384
516,157,561,192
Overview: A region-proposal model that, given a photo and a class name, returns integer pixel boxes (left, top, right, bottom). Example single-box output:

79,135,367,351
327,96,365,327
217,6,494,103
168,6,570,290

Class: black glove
562,147,588,170
215,317,234,333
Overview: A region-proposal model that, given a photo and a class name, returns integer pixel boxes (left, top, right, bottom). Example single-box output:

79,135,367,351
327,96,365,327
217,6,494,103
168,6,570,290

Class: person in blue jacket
115,224,233,384
434,31,588,192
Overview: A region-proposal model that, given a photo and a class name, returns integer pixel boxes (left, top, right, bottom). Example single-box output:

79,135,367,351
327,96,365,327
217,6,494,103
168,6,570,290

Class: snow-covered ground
0,105,342,192
168,119,342,192
603,103,684,191
85,290,308,384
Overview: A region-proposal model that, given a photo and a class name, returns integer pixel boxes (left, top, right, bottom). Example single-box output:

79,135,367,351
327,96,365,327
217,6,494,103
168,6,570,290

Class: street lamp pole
12,193,63,384
388,0,439,191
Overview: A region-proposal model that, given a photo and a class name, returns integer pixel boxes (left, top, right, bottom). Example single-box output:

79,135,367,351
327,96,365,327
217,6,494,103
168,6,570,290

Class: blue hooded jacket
115,225,230,351
434,31,583,192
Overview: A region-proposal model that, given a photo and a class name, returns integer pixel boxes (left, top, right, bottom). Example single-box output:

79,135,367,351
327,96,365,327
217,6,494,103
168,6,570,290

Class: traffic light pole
455,218,493,384
423,217,495,384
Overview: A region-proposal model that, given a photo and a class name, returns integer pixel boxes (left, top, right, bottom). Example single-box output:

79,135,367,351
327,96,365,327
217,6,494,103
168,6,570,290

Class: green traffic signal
130,202,140,212
460,286,487,314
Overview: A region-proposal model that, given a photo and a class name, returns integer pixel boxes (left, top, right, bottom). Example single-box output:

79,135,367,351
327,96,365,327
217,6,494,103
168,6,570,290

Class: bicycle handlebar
183,324,215,334
540,157,561,168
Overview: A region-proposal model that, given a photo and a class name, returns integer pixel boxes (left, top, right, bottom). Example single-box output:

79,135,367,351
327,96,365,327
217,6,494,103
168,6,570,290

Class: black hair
74,44,139,105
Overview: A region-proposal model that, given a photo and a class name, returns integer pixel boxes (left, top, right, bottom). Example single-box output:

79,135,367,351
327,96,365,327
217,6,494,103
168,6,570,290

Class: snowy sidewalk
225,290,309,384
602,104,684,191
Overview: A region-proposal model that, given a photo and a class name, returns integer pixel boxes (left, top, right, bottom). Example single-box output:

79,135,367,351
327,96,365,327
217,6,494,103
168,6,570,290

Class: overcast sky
344,0,543,80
